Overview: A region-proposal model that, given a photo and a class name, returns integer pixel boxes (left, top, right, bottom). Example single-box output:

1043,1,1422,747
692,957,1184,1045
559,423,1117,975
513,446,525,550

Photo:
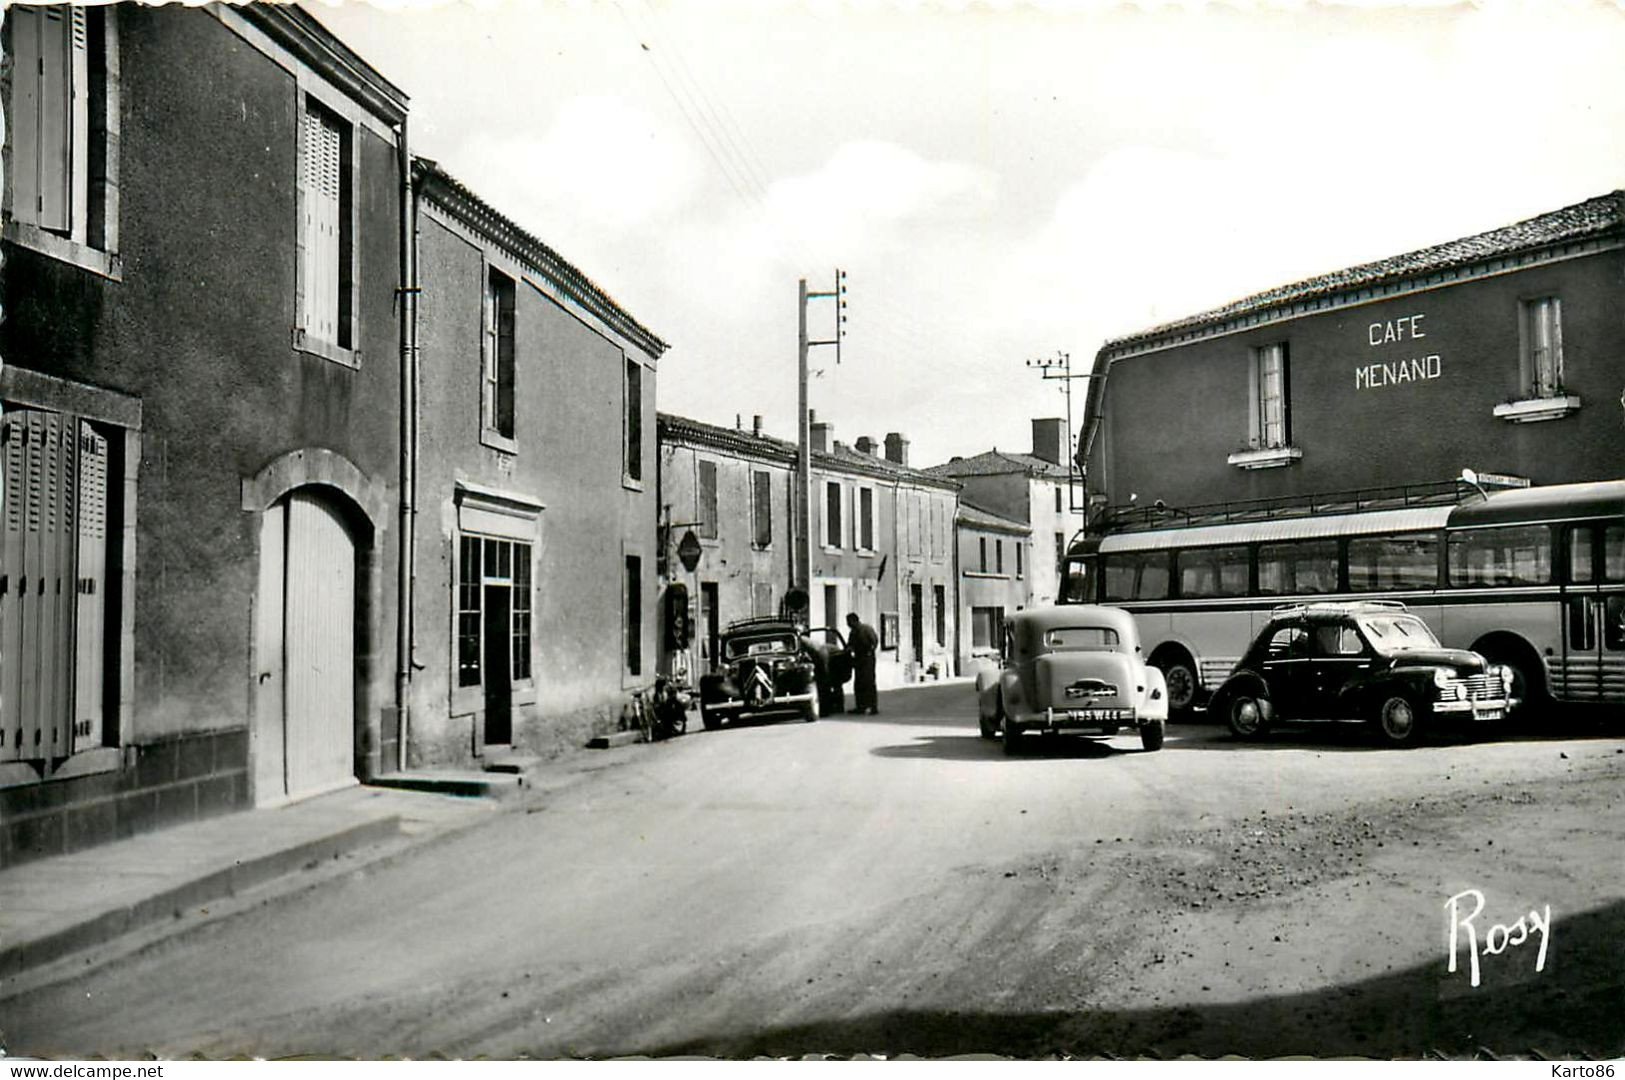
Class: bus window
1178,545,1249,598
1448,525,1551,586
1061,557,1094,603
1347,533,1439,591
1102,551,1171,601
1567,524,1624,583
1607,525,1625,582
1257,540,1338,595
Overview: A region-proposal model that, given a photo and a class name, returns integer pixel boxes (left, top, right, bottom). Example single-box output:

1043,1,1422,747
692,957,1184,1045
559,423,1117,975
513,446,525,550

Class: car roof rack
1269,599,1410,618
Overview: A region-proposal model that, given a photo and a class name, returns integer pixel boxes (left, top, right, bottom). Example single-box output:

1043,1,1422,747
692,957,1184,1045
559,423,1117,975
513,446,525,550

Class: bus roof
1097,505,1453,553
1447,479,1625,528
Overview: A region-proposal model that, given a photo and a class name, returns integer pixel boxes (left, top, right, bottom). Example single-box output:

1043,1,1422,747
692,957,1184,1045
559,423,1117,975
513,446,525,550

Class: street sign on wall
677,529,702,572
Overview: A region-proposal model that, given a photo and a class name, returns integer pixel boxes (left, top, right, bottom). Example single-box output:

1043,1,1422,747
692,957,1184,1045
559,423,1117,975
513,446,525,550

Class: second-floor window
1249,342,1290,449
482,268,516,442
698,460,718,539
298,98,354,353
825,481,842,548
752,470,771,547
859,487,874,551
624,358,643,484
1521,296,1564,398
1016,542,1024,579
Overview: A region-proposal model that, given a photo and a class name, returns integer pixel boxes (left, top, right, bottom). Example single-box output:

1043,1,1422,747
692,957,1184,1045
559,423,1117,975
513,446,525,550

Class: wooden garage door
255,490,355,803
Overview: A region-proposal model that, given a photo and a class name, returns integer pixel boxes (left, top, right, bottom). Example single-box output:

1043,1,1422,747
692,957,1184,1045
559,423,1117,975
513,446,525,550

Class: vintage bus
1060,479,1625,716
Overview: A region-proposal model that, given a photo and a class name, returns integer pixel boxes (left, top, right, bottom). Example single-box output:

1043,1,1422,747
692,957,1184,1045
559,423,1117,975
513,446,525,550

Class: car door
1257,619,1310,717
1306,618,1373,719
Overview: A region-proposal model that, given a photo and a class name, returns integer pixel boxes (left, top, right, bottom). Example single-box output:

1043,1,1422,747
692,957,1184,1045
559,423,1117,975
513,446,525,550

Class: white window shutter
11,8,44,228
1246,349,1262,449
69,6,90,243
300,104,342,344
74,423,108,752
36,7,73,231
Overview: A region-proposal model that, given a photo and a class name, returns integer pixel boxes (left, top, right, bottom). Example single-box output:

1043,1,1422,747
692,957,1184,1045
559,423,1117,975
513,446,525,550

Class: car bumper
1016,706,1141,735
1432,696,1514,719
704,692,815,714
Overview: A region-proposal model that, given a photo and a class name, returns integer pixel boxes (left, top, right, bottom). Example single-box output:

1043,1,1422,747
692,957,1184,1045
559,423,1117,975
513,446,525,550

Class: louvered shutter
35,7,74,232
301,105,342,344
73,423,108,752
11,7,44,228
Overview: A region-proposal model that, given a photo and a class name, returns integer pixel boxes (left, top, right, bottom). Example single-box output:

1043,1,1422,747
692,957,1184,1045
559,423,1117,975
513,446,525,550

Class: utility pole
1025,350,1095,514
795,269,848,602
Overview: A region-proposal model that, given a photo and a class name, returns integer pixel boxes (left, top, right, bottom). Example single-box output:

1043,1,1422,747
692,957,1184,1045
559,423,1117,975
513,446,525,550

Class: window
1055,531,1066,570
752,470,772,548
698,460,718,539
1179,545,1249,598
6,5,118,265
1312,623,1364,657
1267,624,1308,659
1348,533,1439,591
971,606,1002,650
457,535,534,688
1249,343,1290,449
1521,297,1564,398
1258,540,1338,596
481,268,516,443
1055,486,1063,513
978,537,988,573
623,359,643,484
825,481,842,548
1015,542,1023,579
297,97,354,354
1448,526,1552,587
824,584,839,631
1569,524,1625,584
996,540,1004,574
1102,552,1172,601
860,487,875,551
625,555,642,675
934,584,946,646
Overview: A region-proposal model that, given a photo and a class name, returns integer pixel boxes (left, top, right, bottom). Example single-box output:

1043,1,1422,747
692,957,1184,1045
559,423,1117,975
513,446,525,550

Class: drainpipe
395,119,418,773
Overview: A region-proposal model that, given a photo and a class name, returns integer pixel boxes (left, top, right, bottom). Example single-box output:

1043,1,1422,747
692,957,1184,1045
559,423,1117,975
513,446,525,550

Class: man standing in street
846,612,880,715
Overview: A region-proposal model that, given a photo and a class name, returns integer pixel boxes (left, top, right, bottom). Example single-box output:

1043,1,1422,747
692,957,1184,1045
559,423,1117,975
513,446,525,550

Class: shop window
482,268,516,445
1447,526,1551,587
698,460,718,539
5,5,120,273
296,96,355,359
456,535,533,688
751,470,772,548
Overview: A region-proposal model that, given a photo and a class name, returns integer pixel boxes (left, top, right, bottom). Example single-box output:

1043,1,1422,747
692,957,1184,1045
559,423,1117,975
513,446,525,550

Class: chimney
752,414,763,436
735,413,742,430
884,432,909,466
811,419,831,454
855,435,876,455
1032,417,1066,465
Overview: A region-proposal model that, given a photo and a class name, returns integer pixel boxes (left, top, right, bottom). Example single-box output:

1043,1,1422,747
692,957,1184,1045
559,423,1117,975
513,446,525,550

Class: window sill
622,476,646,493
293,330,361,370
480,429,518,455
964,570,1010,580
4,222,122,281
1227,445,1303,470
1493,396,1581,423
821,544,845,554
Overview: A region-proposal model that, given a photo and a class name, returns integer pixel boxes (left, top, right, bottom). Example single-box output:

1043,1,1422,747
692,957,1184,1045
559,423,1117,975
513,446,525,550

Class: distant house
1,4,409,862
658,412,959,690
409,160,668,765
954,503,1032,677
924,418,1084,610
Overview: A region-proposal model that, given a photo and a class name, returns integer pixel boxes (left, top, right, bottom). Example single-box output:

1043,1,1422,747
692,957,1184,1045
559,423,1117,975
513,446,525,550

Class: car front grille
1441,673,1502,701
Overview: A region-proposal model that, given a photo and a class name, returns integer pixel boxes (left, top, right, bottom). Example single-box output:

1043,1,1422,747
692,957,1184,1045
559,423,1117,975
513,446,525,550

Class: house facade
657,412,959,690
1,4,409,864
954,504,1031,677
406,162,667,766
926,418,1084,610
1081,191,1625,514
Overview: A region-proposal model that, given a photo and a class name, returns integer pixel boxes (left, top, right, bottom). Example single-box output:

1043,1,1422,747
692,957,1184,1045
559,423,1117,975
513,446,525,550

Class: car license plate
1069,708,1127,722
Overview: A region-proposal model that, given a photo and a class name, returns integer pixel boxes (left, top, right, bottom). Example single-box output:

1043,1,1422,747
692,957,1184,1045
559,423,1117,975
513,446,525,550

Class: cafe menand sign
1356,312,1442,390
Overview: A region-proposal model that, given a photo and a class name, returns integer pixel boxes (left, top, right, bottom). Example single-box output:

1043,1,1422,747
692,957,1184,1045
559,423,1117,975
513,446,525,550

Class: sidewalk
0,782,504,982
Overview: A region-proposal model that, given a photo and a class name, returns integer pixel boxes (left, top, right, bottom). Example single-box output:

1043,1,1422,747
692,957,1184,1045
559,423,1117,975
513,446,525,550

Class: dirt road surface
2,683,1620,1059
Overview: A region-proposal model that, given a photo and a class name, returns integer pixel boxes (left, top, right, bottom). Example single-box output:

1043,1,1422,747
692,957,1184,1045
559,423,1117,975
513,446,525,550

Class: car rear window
1042,627,1120,651
725,633,798,660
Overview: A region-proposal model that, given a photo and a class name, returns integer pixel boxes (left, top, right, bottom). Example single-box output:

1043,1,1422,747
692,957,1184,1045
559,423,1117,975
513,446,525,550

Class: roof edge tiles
657,413,960,491
238,5,409,124
924,449,1070,480
1100,189,1625,359
415,159,668,360
957,504,1032,534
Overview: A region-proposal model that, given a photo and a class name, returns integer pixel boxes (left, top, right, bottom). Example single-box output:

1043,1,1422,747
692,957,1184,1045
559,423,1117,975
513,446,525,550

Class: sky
314,0,1625,470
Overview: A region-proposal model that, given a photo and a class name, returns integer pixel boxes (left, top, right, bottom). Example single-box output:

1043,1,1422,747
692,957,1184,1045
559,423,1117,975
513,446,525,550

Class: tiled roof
414,158,668,359
656,413,960,491
957,502,1031,534
924,449,1070,481
1103,189,1625,355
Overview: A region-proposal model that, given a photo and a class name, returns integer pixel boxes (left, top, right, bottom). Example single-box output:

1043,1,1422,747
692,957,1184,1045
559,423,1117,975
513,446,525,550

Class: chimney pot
810,420,832,454
884,432,910,467
752,414,763,436
1032,418,1066,465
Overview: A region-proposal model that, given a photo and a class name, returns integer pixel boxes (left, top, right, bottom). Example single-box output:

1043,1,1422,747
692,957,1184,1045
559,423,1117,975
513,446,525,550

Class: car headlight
1500,666,1515,693
1433,668,1454,688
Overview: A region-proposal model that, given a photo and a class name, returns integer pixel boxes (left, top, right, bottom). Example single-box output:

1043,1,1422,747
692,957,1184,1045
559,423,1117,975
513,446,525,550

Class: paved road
3,684,1622,1059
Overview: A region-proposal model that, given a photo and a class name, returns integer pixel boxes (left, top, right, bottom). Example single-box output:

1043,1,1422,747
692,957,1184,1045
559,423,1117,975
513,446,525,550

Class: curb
0,813,401,981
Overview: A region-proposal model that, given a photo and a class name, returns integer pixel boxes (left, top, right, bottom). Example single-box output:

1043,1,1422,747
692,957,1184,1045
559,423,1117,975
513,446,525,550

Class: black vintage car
699,618,851,729
1210,602,1516,747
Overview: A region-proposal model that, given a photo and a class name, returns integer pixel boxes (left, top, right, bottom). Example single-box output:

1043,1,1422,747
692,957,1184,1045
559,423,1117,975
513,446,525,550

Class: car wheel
1227,693,1269,739
1002,719,1024,756
1373,693,1423,748
1140,718,1165,752
700,704,721,731
1160,659,1198,718
803,696,820,723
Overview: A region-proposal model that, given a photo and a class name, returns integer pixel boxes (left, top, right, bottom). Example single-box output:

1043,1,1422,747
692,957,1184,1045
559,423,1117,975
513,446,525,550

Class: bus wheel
1227,693,1269,739
1373,693,1423,748
1152,649,1199,718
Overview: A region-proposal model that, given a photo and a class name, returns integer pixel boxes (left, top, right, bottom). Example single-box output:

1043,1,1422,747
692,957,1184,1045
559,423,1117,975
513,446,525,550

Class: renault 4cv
976,606,1169,755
